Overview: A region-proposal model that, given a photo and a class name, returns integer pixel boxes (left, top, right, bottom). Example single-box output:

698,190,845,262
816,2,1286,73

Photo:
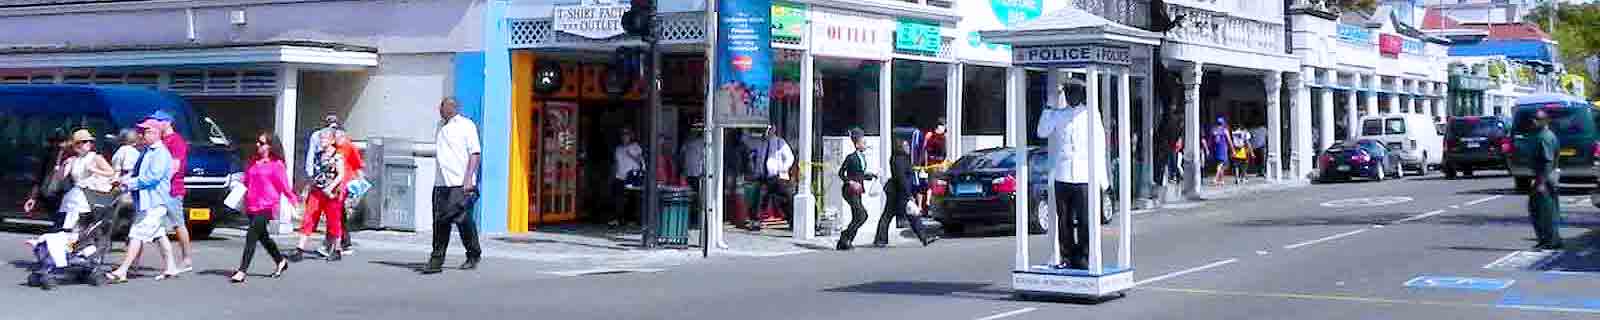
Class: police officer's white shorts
129,206,168,243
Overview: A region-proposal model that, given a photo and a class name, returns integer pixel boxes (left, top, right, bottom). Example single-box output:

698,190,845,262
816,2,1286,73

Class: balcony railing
1165,3,1287,54
1074,0,1151,30
897,0,953,9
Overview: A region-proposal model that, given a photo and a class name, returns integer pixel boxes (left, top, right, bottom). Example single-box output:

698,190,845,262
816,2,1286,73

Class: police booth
979,8,1159,301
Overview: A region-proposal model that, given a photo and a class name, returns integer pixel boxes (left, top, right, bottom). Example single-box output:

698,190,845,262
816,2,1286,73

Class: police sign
1013,45,1131,66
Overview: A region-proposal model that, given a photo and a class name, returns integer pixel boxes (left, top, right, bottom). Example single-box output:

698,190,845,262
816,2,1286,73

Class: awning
1448,40,1554,64
0,41,378,69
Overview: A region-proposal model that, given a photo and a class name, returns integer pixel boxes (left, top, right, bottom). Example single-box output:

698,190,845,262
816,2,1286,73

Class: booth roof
978,8,1161,46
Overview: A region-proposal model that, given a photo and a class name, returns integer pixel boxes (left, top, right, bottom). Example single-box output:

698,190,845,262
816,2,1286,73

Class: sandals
270,260,289,278
154,271,181,281
103,272,128,284
229,271,247,284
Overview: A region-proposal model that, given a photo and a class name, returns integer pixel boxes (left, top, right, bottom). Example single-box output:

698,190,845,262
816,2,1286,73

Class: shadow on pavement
1432,245,1526,253
370,260,428,272
1456,186,1596,196
823,281,1011,300
1409,173,1511,181
1540,229,1600,272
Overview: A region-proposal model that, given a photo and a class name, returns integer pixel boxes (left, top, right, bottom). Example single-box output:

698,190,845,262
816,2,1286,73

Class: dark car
0,85,241,239
1441,116,1510,179
1506,94,1599,191
1317,139,1402,182
933,147,1047,235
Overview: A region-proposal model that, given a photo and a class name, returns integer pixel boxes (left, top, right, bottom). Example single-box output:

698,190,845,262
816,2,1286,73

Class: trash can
362,137,418,231
658,186,693,247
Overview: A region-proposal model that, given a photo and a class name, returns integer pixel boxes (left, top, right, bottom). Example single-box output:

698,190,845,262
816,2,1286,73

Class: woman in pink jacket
230,132,300,283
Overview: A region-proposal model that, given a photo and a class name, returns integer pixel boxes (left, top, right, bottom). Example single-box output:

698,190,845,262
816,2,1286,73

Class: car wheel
1514,177,1533,193
1464,169,1475,177
1443,162,1457,179
1027,198,1047,235
1375,165,1386,181
943,222,965,237
1415,153,1430,176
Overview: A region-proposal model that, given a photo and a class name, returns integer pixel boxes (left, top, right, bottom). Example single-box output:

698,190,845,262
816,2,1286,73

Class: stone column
792,52,816,241
946,63,963,163
1319,73,1336,151
1345,87,1359,141
273,65,299,234
1292,69,1313,181
1265,71,1283,182
1183,62,1204,198
1364,75,1379,116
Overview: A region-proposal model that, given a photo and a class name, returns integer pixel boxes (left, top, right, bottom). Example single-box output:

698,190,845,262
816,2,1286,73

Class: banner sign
1336,24,1373,45
715,0,774,125
1379,34,1402,57
955,0,1063,63
1012,45,1131,66
810,9,893,60
552,0,629,39
895,19,941,54
771,2,807,43
1402,38,1424,55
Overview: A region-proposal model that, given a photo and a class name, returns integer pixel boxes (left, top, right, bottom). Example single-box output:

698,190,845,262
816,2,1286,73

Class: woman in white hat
58,128,118,231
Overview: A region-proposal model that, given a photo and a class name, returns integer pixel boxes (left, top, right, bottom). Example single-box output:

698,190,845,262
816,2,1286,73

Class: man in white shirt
1035,79,1109,270
610,128,644,227
745,127,795,231
422,98,482,275
680,128,707,223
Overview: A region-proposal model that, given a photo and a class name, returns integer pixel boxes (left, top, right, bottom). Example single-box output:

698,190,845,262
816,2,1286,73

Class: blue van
1507,93,1598,192
0,85,241,238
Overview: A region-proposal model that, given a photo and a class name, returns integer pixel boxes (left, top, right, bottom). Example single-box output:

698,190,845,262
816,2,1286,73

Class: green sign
771,2,806,42
895,19,941,54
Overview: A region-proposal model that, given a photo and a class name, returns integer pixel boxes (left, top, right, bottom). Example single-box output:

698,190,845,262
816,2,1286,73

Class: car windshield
1449,119,1506,138
1362,119,1382,135
953,149,1019,170
1512,104,1594,137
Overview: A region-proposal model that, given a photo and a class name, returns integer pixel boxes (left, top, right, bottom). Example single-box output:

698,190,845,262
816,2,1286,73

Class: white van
1358,113,1443,175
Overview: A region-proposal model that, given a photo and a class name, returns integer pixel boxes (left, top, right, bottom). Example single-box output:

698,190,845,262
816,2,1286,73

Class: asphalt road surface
3,171,1598,320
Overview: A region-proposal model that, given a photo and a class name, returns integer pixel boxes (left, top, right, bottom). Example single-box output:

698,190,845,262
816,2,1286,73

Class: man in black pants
1036,80,1108,270
836,128,874,250
422,98,483,274
874,140,936,247
747,127,795,231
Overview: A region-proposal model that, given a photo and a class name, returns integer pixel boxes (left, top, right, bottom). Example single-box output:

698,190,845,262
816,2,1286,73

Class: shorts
164,196,187,230
129,206,168,243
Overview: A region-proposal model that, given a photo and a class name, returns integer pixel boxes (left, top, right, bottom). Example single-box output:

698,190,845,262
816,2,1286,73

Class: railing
1074,0,1151,30
896,0,953,9
1165,3,1286,54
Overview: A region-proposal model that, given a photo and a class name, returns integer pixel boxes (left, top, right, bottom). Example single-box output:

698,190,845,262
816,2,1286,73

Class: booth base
1012,265,1133,303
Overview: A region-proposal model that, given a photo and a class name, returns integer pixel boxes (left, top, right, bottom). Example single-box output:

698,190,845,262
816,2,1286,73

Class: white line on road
974,308,1037,320
1394,210,1448,224
1283,229,1368,249
1463,195,1503,207
1134,258,1239,286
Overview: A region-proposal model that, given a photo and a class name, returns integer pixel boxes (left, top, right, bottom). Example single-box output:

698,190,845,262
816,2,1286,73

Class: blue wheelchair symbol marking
1404,276,1514,291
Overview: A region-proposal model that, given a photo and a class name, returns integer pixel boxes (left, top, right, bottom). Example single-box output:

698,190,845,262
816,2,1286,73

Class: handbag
224,181,247,212
40,165,72,199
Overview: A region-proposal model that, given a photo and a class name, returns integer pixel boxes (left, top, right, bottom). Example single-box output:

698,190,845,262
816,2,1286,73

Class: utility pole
625,0,661,248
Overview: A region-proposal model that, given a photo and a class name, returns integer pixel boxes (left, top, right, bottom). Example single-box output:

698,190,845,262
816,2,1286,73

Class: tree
1527,4,1600,99
1329,0,1378,14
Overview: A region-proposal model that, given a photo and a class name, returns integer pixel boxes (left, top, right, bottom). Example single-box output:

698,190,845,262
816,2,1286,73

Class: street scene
2,0,1600,319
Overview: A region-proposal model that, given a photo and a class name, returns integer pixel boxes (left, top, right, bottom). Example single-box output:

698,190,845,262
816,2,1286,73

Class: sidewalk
1144,175,1311,214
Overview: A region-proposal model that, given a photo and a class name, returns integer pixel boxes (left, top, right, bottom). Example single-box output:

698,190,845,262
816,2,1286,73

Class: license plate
955,183,982,195
188,208,210,221
1466,142,1481,148
1561,148,1577,156
1337,165,1350,171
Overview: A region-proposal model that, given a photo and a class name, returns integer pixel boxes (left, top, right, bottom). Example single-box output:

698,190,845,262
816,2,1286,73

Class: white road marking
974,307,1037,320
1283,229,1369,249
1449,205,1460,209
1498,304,1600,314
1256,250,1270,255
1463,195,1503,207
1134,258,1239,286
1394,210,1449,224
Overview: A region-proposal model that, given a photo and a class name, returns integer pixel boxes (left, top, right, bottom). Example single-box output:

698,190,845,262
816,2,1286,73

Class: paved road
3,172,1598,319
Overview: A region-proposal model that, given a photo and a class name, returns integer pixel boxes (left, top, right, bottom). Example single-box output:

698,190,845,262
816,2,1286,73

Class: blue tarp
1448,40,1555,63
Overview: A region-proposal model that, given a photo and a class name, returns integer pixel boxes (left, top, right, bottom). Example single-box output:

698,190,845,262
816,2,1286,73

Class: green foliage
1328,0,1377,14
1527,4,1600,99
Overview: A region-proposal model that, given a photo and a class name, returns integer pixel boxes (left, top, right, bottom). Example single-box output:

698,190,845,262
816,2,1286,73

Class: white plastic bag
223,182,247,211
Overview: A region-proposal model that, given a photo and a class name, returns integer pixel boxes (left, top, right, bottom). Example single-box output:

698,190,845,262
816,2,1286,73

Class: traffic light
621,0,654,40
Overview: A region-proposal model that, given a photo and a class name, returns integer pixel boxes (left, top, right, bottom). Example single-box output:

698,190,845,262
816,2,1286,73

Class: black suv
1441,116,1510,179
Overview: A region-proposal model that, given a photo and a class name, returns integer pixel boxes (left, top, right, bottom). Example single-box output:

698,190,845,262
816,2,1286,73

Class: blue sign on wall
1404,276,1515,291
1337,24,1373,44
715,0,773,126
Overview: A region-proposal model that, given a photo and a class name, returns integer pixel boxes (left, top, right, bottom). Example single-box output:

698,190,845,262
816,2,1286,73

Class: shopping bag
223,182,247,212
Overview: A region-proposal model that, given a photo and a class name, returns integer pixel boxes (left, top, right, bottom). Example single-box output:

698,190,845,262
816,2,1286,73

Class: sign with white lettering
552,0,630,39
1012,45,1132,66
1012,271,1134,296
810,9,894,60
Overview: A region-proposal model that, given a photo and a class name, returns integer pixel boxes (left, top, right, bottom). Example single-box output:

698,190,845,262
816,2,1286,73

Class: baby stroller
25,193,116,290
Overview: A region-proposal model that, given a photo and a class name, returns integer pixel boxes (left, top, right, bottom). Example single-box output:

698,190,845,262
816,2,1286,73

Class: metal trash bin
362,137,418,231
657,186,693,247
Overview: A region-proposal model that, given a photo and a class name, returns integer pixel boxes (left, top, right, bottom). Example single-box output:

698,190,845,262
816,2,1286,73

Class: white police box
1013,266,1134,298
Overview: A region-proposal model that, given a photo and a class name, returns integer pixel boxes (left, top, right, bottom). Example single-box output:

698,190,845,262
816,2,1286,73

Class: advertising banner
715,0,774,125
1379,34,1402,57
771,2,807,43
953,0,1065,63
895,19,941,55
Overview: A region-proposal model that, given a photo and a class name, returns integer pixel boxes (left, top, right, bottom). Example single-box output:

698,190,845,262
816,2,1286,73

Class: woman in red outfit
292,132,350,261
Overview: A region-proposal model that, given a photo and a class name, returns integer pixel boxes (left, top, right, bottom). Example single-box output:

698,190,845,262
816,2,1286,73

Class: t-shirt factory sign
1012,45,1131,66
553,0,630,39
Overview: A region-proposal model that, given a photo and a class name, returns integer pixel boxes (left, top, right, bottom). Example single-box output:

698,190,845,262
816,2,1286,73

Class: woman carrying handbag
230,132,299,283
835,128,876,251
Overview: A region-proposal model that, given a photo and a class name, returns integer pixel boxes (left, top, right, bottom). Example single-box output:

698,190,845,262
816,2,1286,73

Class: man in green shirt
1527,109,1563,250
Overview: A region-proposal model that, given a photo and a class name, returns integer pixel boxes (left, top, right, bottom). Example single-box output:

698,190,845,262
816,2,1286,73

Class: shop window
961,65,1007,136
890,59,948,131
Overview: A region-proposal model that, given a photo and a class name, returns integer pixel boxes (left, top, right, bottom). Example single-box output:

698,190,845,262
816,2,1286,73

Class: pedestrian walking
835,128,875,251
144,111,194,273
56,129,118,231
291,131,350,262
1209,117,1231,186
111,129,142,235
304,112,353,253
1036,80,1109,270
1526,109,1564,250
230,132,298,283
681,127,706,224
747,127,794,231
336,135,365,255
23,132,70,229
105,122,180,283
421,97,483,274
611,128,644,227
1230,125,1251,184
873,140,936,247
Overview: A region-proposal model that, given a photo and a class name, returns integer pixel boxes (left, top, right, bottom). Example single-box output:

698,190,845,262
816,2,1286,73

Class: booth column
1265,71,1283,182
1182,62,1203,198
947,63,963,163
1006,66,1028,271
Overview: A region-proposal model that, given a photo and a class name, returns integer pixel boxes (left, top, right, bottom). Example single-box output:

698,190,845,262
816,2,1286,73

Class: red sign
1379,34,1402,57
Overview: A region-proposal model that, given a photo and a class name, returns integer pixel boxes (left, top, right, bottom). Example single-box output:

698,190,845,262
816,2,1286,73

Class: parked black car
1441,116,1510,179
1316,139,1402,182
933,147,1047,235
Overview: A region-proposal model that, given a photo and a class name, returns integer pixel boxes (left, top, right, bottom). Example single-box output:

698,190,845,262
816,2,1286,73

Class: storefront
1290,8,1449,150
